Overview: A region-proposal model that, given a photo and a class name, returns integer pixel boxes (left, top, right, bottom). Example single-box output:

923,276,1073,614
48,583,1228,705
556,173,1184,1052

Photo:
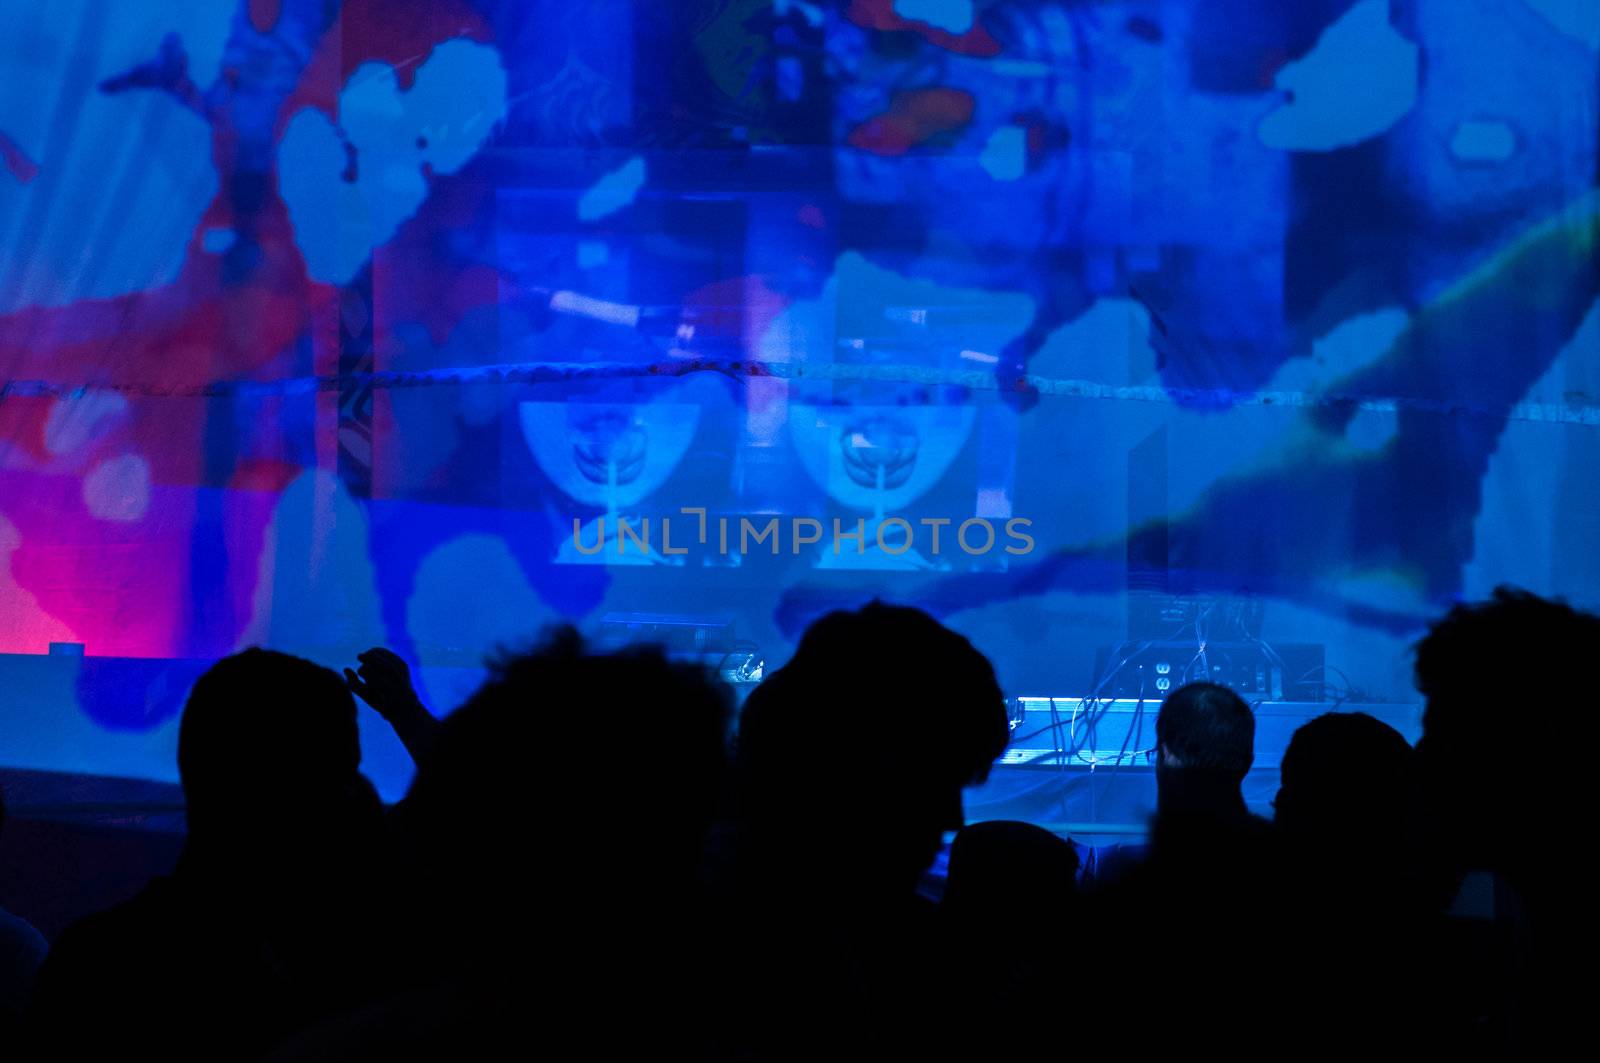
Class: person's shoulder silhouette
735,601,1009,897
1085,681,1290,1052
728,602,1010,1060
1415,587,1598,872
376,627,732,1057
1272,711,1426,1050
1413,587,1600,1053
27,648,395,1061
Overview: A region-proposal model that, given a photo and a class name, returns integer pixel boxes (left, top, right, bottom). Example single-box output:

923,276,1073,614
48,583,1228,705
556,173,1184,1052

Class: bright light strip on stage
1011,697,1420,714
1003,698,1424,771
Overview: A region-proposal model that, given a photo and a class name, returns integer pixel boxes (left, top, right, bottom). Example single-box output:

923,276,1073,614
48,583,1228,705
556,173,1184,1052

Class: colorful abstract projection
1,0,1597,705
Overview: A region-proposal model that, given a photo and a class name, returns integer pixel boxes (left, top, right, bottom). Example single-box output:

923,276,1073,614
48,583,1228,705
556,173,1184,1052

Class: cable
1049,696,1066,773
1009,639,1148,746
1007,612,1212,760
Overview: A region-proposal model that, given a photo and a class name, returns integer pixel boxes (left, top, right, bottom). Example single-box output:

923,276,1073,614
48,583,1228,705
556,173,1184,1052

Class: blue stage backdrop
1,1,1597,795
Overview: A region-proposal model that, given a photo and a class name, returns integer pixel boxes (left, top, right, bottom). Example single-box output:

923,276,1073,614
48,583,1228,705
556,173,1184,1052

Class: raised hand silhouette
345,648,440,763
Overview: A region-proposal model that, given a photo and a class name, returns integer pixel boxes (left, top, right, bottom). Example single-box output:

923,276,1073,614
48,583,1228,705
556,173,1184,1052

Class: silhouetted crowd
1,588,1595,1059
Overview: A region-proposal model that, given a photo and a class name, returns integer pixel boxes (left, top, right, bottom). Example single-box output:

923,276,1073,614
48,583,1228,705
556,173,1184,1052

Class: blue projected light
0,0,1595,800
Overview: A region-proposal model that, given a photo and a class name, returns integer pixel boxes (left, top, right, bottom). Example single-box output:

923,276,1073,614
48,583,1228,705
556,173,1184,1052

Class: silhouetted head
179,648,373,854
401,628,731,927
1275,712,1414,846
1414,587,1600,873
736,602,1008,896
942,820,1078,920
1154,682,1254,814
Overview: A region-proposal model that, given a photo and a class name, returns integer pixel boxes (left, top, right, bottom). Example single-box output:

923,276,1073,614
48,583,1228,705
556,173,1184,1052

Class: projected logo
788,403,975,570
519,401,700,566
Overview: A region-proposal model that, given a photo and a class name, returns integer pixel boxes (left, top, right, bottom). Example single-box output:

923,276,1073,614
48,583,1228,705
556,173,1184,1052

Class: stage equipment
595,613,764,685
1127,594,1266,642
1092,640,1325,702
975,695,1421,829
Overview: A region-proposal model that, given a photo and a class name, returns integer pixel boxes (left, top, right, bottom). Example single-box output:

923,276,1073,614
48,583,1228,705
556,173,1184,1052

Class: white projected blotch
238,470,385,657
278,39,508,284
0,2,225,313
82,455,151,523
1257,0,1419,152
